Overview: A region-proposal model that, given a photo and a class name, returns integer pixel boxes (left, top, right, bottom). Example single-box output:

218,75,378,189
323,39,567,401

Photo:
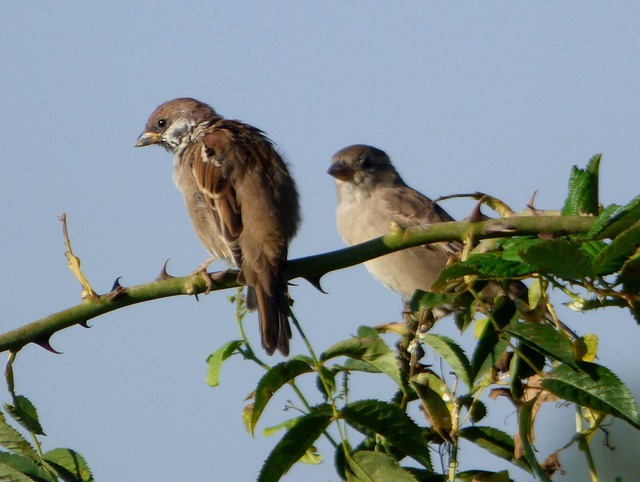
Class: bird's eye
157,119,167,128
360,157,373,169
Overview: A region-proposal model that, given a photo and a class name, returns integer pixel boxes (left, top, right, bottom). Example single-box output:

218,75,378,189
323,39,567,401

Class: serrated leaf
433,255,535,289
587,204,621,238
580,240,607,266
458,426,530,471
561,156,600,216
320,326,405,391
509,343,546,385
411,373,453,442
505,323,576,368
542,362,640,429
205,340,243,387
518,397,553,482
619,251,640,292
470,299,514,383
0,452,55,482
346,451,418,482
258,409,332,482
518,239,592,279
458,396,487,423
0,412,36,459
419,334,472,388
501,237,548,262
43,448,93,482
596,194,640,240
251,358,314,434
341,399,433,471
0,460,35,482
593,223,640,275
457,470,511,482
341,359,383,374
4,395,44,436
409,290,455,312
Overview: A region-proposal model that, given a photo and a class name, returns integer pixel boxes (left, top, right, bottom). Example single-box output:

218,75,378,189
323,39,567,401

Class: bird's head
135,97,219,153
328,144,404,192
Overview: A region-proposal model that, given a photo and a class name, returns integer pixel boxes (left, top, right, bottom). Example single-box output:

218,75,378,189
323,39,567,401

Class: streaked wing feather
382,186,460,256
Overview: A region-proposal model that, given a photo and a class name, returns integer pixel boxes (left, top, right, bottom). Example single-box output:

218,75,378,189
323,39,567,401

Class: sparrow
135,98,300,355
328,144,458,299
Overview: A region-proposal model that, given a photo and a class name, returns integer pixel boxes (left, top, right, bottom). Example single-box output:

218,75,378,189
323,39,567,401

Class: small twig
59,213,98,301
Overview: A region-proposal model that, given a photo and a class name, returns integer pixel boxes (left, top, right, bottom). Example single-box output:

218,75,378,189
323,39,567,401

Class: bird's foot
191,256,218,294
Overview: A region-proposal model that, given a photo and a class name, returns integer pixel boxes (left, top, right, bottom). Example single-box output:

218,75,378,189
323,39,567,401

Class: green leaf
518,239,592,279
593,223,640,275
509,343,546,386
410,374,453,442
0,412,36,459
43,448,93,482
459,426,530,471
587,204,620,239
258,409,332,482
433,254,534,288
419,334,472,388
542,362,640,429
205,340,243,387
457,396,487,423
4,395,44,436
457,470,512,482
341,399,433,471
619,250,640,292
595,194,640,240
470,299,514,383
320,326,405,391
500,237,545,262
251,358,314,434
518,397,553,482
409,290,456,312
346,451,418,482
505,322,576,368
0,460,36,482
341,358,383,374
561,155,600,216
0,452,55,482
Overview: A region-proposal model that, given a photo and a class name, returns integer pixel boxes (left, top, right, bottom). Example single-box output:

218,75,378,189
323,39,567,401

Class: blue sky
2,3,640,481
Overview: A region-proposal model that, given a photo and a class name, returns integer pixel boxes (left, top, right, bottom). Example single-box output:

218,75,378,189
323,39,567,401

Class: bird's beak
327,160,355,181
134,131,161,147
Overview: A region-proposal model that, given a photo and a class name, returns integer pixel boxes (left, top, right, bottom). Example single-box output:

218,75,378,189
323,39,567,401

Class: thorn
111,276,123,291
465,196,490,223
107,277,127,301
34,336,62,354
302,275,327,294
527,190,538,208
156,259,174,281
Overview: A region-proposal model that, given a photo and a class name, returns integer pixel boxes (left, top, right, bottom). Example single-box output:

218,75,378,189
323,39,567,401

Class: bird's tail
254,275,292,356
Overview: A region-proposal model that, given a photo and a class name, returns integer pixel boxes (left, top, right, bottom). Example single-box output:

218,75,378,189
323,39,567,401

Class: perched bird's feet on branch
191,255,218,293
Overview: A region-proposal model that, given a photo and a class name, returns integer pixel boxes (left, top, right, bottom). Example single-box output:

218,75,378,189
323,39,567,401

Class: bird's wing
381,185,460,256
191,128,244,265
197,122,293,355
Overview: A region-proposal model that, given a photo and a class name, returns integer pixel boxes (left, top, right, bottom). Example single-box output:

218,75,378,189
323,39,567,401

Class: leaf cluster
205,155,640,481
0,357,93,481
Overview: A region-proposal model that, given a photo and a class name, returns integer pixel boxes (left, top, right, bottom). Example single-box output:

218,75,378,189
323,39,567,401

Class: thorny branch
0,213,596,354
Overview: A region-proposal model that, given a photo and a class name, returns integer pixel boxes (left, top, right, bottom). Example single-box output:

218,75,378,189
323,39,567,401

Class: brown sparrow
328,144,459,298
135,98,300,355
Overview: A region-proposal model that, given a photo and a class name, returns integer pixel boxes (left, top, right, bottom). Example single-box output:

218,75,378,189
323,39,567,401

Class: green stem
576,409,600,482
0,215,595,354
